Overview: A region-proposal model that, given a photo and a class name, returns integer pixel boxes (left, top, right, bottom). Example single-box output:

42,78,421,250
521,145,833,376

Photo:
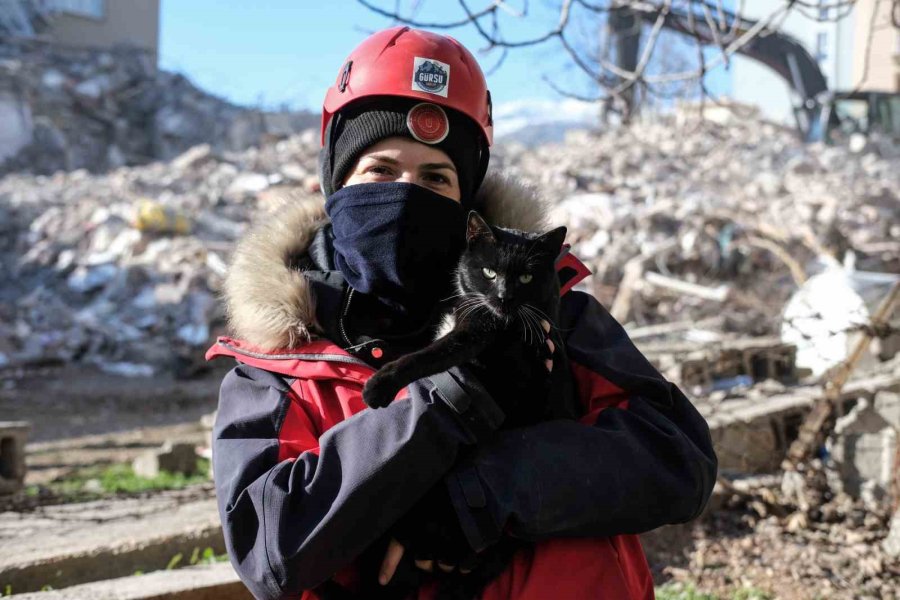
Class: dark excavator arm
614,3,829,137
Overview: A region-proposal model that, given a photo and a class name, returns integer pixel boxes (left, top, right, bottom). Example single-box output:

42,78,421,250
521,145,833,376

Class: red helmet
321,26,493,147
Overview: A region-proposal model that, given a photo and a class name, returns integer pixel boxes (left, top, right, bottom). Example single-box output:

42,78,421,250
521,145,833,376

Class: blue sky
159,0,731,114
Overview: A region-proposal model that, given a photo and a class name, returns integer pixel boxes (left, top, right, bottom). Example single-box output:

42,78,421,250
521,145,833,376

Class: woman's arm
212,363,503,599
442,291,718,550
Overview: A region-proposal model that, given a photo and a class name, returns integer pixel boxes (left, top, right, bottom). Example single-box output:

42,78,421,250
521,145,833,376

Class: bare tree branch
355,0,897,118
356,0,499,28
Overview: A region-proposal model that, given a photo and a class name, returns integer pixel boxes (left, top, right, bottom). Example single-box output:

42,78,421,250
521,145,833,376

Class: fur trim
224,189,326,350
474,171,550,233
224,172,549,349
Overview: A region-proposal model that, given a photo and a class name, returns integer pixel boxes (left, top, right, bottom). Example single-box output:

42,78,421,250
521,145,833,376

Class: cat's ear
537,226,567,254
466,211,496,244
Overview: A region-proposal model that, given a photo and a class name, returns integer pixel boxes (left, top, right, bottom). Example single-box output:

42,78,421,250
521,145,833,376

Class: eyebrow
364,154,400,165
362,155,457,173
420,162,457,173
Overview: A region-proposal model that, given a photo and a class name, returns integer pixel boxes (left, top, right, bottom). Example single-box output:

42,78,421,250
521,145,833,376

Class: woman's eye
424,173,450,185
366,165,393,176
519,274,533,284
482,267,497,280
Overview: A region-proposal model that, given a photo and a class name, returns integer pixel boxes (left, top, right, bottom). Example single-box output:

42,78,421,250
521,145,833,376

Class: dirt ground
0,364,228,444
644,496,899,599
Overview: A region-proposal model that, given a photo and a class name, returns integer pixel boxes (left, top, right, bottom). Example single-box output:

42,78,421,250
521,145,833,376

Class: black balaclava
325,181,467,312
318,96,489,202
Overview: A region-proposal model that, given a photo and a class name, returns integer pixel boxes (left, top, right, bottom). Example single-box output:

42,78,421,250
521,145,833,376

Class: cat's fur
362,211,574,423
317,211,578,600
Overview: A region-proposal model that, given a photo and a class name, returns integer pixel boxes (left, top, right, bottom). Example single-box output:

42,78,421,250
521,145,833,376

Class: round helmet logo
407,103,449,144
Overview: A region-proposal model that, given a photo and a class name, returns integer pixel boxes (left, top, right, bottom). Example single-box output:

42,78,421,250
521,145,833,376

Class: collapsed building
0,34,317,176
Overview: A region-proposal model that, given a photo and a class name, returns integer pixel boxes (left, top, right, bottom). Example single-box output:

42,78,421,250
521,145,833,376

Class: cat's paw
363,372,399,408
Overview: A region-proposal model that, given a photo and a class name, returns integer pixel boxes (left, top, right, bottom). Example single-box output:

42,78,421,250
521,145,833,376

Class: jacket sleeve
444,291,718,551
212,363,504,599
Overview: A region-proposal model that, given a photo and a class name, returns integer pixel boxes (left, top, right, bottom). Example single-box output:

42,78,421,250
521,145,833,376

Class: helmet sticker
407,103,449,144
412,57,450,98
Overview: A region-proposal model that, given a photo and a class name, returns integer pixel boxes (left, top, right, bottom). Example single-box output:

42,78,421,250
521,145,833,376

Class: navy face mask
325,182,467,310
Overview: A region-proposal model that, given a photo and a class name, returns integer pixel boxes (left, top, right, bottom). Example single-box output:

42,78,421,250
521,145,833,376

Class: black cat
363,211,573,423
316,211,579,600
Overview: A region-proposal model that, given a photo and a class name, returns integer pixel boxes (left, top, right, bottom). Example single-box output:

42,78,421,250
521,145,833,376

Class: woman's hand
378,322,555,586
541,319,554,372
379,537,477,585
378,482,478,585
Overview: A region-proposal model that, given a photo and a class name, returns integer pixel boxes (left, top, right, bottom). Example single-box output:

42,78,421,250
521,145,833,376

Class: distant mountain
493,98,599,144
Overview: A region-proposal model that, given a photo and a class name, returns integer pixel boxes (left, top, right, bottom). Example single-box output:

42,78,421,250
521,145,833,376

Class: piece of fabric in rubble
208,172,718,600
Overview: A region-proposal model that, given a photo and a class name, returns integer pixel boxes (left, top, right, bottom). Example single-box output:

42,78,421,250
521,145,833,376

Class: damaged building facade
0,0,316,175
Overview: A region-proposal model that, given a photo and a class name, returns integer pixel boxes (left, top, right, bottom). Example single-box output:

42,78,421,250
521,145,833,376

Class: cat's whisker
528,311,544,347
441,291,469,302
523,307,539,346
455,298,486,325
525,309,536,346
452,298,479,313
515,307,531,345
523,303,558,331
524,306,550,345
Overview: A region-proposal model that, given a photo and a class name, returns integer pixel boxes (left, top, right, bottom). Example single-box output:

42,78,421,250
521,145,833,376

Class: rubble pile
0,38,317,175
2,106,898,385
496,109,900,341
0,132,322,377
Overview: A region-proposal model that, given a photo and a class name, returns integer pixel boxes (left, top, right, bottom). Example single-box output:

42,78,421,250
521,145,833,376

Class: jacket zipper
339,287,355,347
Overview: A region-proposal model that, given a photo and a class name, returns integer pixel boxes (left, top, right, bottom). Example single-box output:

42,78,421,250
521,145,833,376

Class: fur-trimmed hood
224,172,551,351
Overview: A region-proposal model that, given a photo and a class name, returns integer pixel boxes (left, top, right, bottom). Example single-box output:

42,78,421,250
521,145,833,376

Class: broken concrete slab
0,420,30,495
828,391,899,506
12,562,250,600
702,371,900,473
26,421,208,486
132,441,200,478
0,490,223,593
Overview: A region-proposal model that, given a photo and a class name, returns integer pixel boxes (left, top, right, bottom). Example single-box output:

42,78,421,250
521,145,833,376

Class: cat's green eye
519,274,533,284
482,267,497,280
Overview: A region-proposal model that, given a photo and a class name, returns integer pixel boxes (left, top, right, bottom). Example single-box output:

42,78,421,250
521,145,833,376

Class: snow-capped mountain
493,98,599,144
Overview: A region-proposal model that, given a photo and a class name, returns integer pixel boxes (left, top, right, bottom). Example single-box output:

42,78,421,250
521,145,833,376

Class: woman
207,26,717,600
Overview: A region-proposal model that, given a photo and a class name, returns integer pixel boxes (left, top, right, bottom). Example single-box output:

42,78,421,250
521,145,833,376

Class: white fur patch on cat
435,313,456,340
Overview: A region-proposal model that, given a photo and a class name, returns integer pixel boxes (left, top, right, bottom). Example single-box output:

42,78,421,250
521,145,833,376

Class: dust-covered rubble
0,37,317,175
2,107,898,387
1,132,322,378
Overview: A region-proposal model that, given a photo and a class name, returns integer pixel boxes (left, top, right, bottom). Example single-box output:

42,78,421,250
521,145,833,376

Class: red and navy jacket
207,174,717,599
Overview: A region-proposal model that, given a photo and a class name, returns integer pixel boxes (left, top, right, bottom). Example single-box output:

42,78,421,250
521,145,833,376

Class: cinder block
132,441,199,478
0,421,31,495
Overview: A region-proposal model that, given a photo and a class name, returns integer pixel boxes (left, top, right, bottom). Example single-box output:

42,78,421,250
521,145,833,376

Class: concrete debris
885,509,900,558
0,37,317,176
132,441,200,478
497,109,899,381
0,421,31,495
0,124,322,376
643,336,801,393
0,102,897,391
829,391,899,509
702,356,900,474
